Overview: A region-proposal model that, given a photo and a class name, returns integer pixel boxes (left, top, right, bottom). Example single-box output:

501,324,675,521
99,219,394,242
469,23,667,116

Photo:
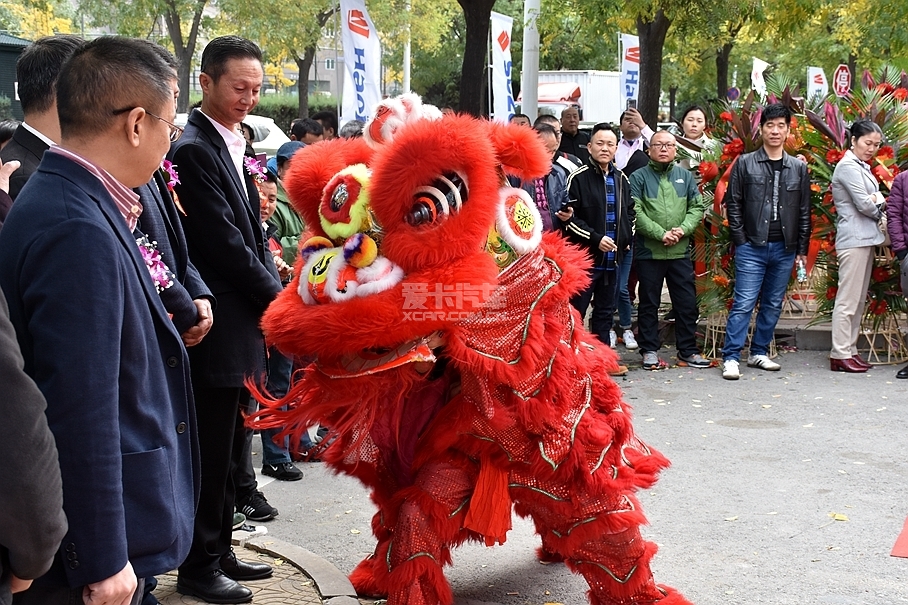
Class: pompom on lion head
264,94,551,373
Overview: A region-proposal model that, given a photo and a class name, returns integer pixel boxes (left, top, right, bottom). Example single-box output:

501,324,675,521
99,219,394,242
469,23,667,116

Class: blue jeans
615,247,634,329
261,348,314,465
722,241,795,361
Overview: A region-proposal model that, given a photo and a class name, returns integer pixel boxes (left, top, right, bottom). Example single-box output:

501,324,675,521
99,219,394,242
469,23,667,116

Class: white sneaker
722,359,740,380
747,354,781,371
609,329,617,348
622,329,639,350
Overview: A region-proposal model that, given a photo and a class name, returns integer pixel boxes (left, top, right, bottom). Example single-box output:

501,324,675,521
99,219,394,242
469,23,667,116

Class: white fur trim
355,256,405,297
364,98,407,148
496,187,543,255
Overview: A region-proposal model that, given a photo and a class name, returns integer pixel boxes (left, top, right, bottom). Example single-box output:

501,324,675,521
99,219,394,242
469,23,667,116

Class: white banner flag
490,12,515,123
751,57,770,97
340,0,382,124
620,33,640,104
807,66,829,100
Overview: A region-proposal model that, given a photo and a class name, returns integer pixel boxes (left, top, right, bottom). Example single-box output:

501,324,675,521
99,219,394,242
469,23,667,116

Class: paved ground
157,347,908,605
156,544,322,605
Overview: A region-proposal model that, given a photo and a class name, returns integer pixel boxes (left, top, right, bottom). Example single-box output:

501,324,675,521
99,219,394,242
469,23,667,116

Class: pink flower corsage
244,156,266,183
161,159,180,191
136,235,175,293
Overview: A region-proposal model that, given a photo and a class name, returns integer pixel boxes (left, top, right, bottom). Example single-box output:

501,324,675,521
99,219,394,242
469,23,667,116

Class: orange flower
810,183,821,193
712,275,730,288
826,149,845,164
719,111,733,122
895,88,908,101
877,82,896,96
877,146,895,161
722,219,729,227
698,161,719,183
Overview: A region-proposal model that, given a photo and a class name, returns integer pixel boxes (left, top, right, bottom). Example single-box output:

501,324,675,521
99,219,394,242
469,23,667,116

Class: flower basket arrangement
688,68,908,351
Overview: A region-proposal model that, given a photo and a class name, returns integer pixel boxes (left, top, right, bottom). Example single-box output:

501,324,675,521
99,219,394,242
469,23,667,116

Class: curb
241,534,359,605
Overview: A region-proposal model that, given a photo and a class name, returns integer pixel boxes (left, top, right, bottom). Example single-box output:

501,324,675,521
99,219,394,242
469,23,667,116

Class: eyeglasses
112,106,184,142
653,142,676,150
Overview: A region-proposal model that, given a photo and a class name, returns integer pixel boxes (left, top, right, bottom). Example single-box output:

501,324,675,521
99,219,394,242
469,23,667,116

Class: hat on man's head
276,141,306,165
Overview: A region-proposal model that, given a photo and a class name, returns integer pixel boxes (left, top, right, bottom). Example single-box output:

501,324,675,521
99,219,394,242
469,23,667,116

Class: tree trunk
636,9,671,127
163,0,208,113
668,85,677,121
716,41,733,100
847,52,857,93
457,0,495,116
295,47,316,119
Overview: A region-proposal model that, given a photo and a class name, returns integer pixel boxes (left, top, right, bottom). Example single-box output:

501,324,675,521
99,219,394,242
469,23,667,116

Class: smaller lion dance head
260,93,554,375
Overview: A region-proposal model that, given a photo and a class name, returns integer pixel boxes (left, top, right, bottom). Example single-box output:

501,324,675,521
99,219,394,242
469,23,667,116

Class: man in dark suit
169,36,281,604
0,34,82,224
0,37,199,605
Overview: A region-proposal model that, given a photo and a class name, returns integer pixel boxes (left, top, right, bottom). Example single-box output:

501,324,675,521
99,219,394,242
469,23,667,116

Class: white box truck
518,70,622,124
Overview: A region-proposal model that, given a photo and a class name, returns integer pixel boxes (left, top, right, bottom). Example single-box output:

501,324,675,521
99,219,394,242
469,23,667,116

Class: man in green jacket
269,141,306,266
630,130,710,370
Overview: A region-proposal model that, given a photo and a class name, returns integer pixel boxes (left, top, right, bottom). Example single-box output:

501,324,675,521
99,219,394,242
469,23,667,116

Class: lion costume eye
406,172,469,227
319,164,373,240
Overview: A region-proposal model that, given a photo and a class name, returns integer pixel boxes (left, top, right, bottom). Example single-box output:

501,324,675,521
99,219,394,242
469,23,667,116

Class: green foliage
0,95,11,120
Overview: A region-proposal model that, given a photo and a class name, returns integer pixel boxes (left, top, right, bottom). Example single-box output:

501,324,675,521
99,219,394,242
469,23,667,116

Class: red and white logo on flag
348,9,370,38
625,46,640,63
497,31,509,51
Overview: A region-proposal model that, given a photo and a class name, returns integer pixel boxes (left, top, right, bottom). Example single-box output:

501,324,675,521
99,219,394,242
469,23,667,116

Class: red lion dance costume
252,95,691,605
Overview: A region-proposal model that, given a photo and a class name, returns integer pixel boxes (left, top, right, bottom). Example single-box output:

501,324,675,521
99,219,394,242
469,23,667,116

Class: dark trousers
233,402,258,505
179,386,248,576
636,256,699,357
14,578,145,605
570,268,618,346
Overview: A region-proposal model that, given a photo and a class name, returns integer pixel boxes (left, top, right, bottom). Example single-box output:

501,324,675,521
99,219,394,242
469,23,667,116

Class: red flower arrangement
826,286,838,300
698,161,719,183
870,299,888,316
719,111,733,122
871,266,891,283
877,146,895,161
825,149,845,164
894,88,908,101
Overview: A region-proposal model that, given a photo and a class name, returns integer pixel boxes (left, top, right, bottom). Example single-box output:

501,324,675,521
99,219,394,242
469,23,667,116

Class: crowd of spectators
1,29,907,605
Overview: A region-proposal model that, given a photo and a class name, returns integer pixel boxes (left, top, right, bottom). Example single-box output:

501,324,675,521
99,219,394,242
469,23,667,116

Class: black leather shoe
220,549,273,581
176,569,252,604
897,364,908,379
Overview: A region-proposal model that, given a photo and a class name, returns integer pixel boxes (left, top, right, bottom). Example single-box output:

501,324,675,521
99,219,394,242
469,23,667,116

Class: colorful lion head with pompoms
262,93,558,372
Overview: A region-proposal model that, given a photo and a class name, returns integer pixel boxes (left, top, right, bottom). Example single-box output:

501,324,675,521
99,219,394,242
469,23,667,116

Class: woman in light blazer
829,120,885,373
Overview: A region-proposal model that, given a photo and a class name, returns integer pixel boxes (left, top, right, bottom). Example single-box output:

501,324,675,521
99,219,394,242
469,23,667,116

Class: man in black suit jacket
169,36,281,604
136,169,214,340
0,37,198,605
0,35,82,224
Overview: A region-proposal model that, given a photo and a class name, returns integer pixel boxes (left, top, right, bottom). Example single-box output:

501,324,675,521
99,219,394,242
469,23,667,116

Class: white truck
518,70,622,124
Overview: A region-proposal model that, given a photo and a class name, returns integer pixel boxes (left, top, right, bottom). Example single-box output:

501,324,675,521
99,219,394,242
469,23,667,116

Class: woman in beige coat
829,120,885,372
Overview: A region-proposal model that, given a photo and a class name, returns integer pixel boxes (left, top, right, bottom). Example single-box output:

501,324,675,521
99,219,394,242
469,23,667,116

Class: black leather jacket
562,158,634,269
726,146,811,254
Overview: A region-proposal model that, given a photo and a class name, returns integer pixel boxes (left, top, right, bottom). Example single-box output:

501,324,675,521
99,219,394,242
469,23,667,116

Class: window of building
325,58,336,71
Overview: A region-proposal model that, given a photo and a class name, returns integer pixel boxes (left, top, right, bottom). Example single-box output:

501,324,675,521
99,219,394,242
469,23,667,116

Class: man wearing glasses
630,130,710,370
561,123,634,375
0,37,198,605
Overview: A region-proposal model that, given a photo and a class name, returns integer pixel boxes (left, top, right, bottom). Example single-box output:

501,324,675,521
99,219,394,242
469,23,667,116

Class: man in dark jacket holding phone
561,124,634,372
